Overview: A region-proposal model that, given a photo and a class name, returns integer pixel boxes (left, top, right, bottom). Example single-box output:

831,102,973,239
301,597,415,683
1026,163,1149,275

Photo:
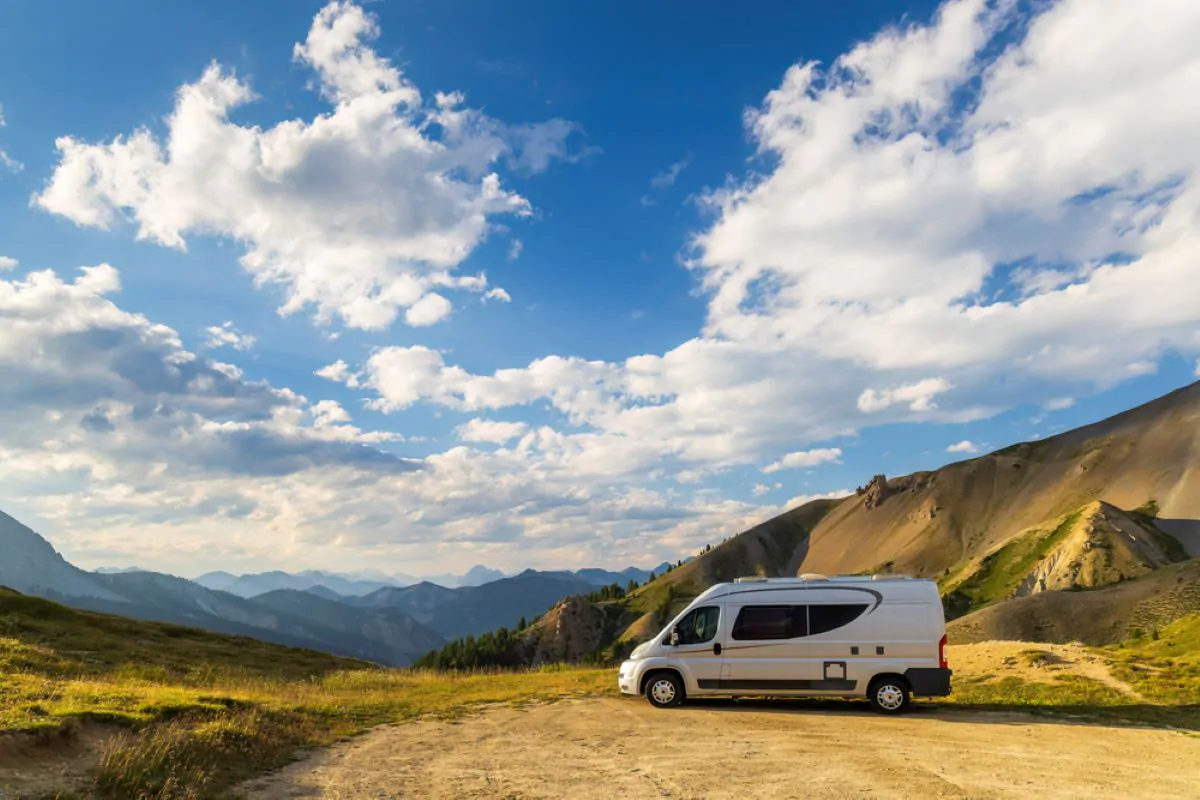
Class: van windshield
672,606,720,645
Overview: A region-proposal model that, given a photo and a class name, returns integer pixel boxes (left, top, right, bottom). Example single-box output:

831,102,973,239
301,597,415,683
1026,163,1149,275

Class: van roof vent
869,574,913,580
733,576,769,583
799,573,829,581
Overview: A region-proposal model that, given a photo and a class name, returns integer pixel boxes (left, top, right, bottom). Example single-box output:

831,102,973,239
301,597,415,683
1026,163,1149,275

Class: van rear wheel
868,676,910,714
645,672,684,709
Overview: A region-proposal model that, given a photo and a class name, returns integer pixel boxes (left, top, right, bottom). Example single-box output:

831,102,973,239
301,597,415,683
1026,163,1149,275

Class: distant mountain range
0,508,673,666
188,562,671,598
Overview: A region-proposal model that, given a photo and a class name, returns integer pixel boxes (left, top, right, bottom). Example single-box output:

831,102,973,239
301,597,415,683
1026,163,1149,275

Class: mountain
420,380,1200,667
304,585,346,602
348,581,461,624
193,570,399,598
0,511,128,602
0,517,443,666
574,562,675,587
424,571,598,640
627,381,1200,608
948,559,1200,645
247,590,445,665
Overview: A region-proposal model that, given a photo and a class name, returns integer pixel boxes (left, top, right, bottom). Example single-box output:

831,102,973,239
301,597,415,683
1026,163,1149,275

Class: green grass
1108,612,1200,708
0,589,614,798
942,614,1200,729
944,510,1082,615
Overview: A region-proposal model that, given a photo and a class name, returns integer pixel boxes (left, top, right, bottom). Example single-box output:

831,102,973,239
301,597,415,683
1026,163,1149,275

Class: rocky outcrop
523,595,607,666
856,475,889,510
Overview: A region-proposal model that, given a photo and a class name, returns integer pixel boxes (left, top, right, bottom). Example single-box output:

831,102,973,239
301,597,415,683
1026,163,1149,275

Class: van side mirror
669,629,679,646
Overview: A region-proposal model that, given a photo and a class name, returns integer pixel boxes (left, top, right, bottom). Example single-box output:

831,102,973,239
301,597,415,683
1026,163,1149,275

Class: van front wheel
868,676,910,714
645,672,684,709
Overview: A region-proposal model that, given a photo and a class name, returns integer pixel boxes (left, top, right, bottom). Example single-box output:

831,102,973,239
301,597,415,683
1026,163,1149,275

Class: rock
862,475,889,510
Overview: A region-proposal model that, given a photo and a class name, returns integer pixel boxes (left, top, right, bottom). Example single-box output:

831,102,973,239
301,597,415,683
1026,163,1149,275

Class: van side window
674,606,720,645
808,603,869,635
731,605,793,640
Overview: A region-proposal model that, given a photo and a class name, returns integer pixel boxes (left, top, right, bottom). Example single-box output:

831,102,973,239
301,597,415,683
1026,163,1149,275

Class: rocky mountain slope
949,560,1200,645
432,380,1200,666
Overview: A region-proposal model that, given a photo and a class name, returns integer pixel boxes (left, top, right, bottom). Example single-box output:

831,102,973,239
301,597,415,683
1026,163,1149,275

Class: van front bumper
905,667,952,697
617,661,638,695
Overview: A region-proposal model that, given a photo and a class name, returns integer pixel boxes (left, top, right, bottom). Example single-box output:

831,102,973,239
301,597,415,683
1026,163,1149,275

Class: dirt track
238,697,1200,800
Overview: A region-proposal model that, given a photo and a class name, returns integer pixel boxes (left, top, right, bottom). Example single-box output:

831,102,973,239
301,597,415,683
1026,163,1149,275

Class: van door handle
713,643,722,656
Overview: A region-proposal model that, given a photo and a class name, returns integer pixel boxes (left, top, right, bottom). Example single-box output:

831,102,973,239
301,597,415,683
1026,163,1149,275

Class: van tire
868,676,910,714
644,671,684,709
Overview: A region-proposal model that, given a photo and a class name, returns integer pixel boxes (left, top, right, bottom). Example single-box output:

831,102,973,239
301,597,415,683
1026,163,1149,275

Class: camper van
617,574,951,713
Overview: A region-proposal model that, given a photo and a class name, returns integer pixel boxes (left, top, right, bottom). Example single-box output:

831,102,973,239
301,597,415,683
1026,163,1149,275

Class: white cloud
1044,397,1076,412
762,448,843,474
204,320,256,351
783,489,853,510
0,102,22,174
483,287,512,304
0,256,17,271
946,440,979,454
1,261,778,575
857,379,953,414
15,0,1200,577
650,154,691,189
751,482,782,497
507,239,523,261
34,1,589,332
1195,359,1200,378
326,0,1200,540
404,293,453,327
456,418,529,444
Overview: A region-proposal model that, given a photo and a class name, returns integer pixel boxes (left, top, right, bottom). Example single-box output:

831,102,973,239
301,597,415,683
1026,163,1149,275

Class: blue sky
1,0,1198,577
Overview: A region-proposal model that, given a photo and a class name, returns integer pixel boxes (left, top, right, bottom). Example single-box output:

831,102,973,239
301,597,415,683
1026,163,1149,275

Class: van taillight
939,634,948,669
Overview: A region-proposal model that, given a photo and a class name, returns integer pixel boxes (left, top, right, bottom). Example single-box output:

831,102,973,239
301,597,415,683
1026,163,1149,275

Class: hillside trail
237,696,1200,800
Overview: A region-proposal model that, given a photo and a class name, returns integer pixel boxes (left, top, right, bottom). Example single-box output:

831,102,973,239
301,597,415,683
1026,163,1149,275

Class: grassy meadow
0,588,613,798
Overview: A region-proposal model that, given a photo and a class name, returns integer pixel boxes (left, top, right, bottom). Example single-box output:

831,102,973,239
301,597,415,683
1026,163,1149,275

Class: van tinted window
808,603,869,635
732,605,793,640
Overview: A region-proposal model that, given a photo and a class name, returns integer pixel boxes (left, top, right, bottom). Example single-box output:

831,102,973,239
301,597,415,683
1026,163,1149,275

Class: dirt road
238,697,1200,799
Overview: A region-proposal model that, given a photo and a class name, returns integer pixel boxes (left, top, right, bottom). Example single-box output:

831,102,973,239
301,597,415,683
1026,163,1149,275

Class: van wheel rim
650,679,676,704
877,684,904,710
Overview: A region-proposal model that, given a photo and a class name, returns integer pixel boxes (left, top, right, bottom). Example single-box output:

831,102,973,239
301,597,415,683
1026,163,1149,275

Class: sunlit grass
0,589,613,798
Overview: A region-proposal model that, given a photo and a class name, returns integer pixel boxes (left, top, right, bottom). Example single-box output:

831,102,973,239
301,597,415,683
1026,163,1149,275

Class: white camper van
617,574,951,713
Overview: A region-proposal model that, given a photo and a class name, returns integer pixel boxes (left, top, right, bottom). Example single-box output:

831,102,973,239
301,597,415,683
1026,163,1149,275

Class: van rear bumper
905,667,952,697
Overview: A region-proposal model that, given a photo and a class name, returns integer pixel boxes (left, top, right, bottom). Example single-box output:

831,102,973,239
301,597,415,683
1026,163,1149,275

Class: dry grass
0,589,612,798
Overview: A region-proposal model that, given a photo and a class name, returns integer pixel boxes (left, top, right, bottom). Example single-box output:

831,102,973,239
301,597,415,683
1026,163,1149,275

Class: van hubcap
650,679,676,705
877,684,904,710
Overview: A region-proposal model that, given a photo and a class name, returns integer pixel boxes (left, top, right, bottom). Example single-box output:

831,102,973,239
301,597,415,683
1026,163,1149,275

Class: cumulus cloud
783,490,853,510
2,262,778,574
762,448,843,474
751,482,782,497
456,418,529,444
483,287,512,304
857,379,954,414
0,256,17,271
325,0,1200,525
507,239,523,261
34,1,589,332
946,440,979,454
204,321,256,351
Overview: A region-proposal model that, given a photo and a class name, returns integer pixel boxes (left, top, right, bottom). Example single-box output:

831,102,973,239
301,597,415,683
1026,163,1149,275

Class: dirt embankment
239,697,1200,800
